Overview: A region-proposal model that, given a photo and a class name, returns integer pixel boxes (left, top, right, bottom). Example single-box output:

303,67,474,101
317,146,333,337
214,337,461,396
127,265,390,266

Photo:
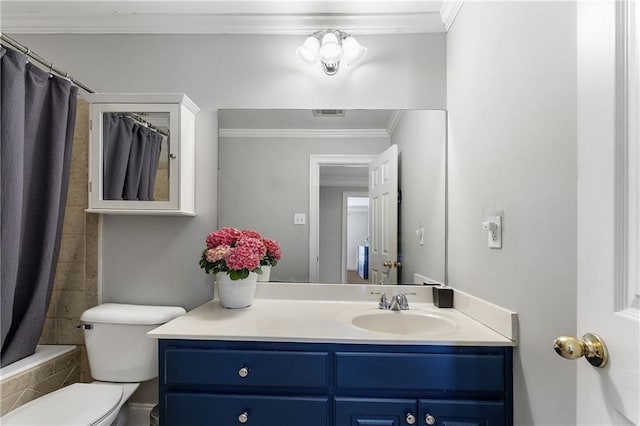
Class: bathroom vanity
149,284,516,426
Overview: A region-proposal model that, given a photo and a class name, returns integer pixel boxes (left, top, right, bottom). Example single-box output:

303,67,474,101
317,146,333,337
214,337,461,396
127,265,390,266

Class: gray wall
446,2,577,424
346,207,368,271
318,186,368,283
14,33,446,309
392,110,447,284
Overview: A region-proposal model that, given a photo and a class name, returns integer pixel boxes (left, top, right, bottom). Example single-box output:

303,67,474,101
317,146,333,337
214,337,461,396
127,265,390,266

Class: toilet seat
1,383,123,426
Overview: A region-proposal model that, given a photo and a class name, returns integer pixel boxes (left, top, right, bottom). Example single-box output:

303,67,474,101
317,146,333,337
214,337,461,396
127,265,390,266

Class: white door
575,1,639,424
368,144,399,284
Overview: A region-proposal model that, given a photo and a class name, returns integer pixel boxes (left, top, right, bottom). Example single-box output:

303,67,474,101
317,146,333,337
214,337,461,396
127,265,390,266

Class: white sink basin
337,307,461,336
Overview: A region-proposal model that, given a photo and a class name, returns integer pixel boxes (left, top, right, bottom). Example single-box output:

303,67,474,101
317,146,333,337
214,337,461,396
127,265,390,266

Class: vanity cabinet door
335,397,419,426
165,393,329,426
419,399,506,426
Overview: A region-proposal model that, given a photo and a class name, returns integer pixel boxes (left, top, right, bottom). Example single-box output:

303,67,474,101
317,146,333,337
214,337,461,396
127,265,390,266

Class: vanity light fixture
296,29,367,75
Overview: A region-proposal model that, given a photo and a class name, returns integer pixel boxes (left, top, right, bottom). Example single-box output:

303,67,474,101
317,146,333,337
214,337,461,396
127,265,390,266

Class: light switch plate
294,213,306,225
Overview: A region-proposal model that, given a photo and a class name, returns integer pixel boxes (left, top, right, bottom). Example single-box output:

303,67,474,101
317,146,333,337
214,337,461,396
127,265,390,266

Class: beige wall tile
45,291,58,317
85,290,98,310
66,178,88,208
38,317,56,345
85,279,97,295
57,290,87,319
30,367,72,394
0,390,21,416
62,206,86,235
69,153,88,181
54,262,85,291
13,388,44,410
86,213,99,236
58,234,85,263
85,236,98,281
79,346,92,383
53,348,80,373
0,363,54,396
63,365,80,387
56,318,84,345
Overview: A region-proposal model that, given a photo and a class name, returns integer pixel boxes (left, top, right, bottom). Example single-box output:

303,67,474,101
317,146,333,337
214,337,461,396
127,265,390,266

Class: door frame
309,155,376,282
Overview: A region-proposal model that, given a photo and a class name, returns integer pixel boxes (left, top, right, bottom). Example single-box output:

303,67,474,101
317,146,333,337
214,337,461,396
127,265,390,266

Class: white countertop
148,296,516,346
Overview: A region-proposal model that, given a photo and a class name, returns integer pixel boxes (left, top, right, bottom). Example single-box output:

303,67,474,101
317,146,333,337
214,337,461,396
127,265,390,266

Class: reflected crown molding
440,0,465,32
218,128,390,139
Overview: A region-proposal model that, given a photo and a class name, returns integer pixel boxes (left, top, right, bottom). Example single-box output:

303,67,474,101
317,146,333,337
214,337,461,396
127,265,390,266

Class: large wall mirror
218,109,447,285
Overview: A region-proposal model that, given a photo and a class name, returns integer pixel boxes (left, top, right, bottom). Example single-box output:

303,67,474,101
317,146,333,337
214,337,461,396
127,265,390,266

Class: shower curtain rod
0,33,169,137
1,33,95,93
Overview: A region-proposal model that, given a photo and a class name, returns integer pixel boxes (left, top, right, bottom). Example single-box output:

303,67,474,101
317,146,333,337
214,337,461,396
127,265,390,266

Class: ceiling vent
312,109,345,117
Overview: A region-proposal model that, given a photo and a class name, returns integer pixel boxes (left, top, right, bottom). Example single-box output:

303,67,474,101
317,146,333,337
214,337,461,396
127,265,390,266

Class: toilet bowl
0,303,185,426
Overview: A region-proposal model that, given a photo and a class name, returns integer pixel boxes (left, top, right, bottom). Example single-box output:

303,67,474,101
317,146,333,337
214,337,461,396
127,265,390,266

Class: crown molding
440,0,464,32
1,1,447,35
219,128,390,139
386,110,405,136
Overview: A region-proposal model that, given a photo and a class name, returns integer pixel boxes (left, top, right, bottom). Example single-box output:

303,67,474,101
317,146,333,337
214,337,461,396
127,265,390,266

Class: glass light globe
319,32,343,63
296,36,320,65
342,36,367,67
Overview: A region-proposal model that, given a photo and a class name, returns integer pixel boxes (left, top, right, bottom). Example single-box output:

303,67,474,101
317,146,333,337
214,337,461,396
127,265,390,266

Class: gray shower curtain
103,114,164,201
1,47,78,367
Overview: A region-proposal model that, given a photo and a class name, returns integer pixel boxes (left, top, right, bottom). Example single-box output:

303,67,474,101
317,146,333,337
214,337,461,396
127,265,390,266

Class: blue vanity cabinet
158,340,513,426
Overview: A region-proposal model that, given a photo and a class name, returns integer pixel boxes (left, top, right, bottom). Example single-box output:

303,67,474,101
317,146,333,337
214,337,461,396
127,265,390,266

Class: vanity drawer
335,352,505,392
164,348,329,388
165,393,329,426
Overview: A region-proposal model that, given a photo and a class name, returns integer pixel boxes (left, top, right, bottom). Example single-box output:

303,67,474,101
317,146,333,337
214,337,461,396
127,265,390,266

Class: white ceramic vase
216,272,257,308
257,265,271,282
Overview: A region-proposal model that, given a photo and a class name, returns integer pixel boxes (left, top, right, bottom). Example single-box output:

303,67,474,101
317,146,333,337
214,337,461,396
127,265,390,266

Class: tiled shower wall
0,99,98,415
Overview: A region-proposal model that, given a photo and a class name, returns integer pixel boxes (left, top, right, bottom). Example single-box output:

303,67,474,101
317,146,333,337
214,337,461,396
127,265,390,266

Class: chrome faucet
374,292,415,311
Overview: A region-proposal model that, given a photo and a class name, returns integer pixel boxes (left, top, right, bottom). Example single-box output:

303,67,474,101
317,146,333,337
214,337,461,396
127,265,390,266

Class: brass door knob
382,260,401,268
553,332,608,368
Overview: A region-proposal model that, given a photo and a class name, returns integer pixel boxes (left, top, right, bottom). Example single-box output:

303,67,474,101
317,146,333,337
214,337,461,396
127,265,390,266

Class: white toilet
1,303,185,426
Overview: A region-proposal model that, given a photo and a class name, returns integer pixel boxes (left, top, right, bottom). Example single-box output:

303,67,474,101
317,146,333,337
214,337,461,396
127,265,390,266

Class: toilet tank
80,303,186,382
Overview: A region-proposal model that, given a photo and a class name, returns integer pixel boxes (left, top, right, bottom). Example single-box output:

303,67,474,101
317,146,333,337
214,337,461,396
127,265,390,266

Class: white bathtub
0,345,76,381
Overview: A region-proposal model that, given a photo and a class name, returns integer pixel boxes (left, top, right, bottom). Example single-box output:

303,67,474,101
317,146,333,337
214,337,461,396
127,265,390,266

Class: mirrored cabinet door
84,93,199,215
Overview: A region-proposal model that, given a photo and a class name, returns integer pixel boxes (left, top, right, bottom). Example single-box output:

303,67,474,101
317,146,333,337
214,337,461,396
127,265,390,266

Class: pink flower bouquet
199,227,282,280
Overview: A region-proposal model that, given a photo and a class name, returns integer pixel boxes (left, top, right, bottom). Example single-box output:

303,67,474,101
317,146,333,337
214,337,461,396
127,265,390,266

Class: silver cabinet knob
425,414,436,425
406,413,416,424
238,367,249,378
238,412,248,424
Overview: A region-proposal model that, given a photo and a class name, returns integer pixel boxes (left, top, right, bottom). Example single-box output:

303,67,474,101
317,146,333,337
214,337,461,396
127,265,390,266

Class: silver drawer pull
406,413,416,424
238,412,248,424
425,414,436,425
238,367,249,378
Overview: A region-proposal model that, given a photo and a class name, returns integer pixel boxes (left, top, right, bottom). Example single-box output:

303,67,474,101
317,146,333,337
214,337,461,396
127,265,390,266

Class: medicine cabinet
84,93,199,215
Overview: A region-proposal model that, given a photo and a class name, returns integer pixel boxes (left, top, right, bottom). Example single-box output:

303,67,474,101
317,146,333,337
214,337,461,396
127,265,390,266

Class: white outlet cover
294,213,306,225
488,215,502,249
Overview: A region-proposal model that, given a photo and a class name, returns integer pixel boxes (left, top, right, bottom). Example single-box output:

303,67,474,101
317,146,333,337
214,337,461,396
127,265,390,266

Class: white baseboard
126,402,156,426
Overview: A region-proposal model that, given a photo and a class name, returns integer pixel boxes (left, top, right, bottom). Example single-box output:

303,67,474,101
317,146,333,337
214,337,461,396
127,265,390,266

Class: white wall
14,33,446,309
392,110,447,284
446,2,577,424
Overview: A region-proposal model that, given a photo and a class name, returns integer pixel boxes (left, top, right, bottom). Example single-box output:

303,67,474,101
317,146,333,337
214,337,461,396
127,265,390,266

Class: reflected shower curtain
103,114,164,201
1,47,78,367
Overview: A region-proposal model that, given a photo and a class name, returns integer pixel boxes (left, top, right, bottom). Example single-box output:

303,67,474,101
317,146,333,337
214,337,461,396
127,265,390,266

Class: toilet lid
1,383,123,425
